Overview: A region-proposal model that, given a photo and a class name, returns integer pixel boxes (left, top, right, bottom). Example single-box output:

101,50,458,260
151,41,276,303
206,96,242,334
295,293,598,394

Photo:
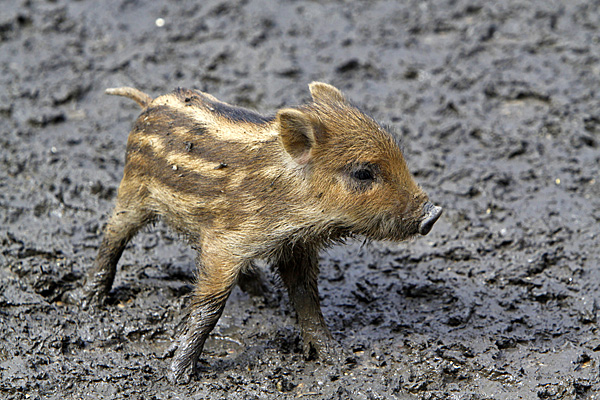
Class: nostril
419,203,442,235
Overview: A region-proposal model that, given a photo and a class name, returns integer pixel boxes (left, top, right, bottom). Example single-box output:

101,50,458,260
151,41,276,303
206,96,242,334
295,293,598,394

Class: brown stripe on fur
125,138,229,197
172,88,275,124
148,90,277,144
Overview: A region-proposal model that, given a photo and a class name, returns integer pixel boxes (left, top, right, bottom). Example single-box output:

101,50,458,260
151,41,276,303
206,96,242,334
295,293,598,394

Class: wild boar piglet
82,82,442,383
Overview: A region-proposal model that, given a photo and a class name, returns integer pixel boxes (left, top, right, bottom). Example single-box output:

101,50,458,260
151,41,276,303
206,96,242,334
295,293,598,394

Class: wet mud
1,0,599,399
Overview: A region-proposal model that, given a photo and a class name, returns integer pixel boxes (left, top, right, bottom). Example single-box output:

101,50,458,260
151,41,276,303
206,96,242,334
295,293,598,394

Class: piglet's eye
352,168,374,181
346,163,379,191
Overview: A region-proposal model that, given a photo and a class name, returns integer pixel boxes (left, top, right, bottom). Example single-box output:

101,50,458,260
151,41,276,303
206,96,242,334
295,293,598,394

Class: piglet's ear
309,81,347,104
277,108,316,165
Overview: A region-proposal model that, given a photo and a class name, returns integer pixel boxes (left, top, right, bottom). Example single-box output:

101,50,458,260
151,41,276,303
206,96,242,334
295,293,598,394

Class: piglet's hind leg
81,189,152,308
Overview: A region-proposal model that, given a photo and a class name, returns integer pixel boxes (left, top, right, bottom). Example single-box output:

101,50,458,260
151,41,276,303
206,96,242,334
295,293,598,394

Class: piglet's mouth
419,202,443,235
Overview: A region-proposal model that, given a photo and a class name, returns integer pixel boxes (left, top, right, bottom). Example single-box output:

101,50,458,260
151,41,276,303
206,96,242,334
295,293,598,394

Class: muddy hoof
303,332,347,365
62,288,92,308
168,369,193,385
63,286,106,310
169,355,196,385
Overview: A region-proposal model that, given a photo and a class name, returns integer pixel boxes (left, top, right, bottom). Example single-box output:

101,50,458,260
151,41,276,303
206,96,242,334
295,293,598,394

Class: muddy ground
1,0,599,399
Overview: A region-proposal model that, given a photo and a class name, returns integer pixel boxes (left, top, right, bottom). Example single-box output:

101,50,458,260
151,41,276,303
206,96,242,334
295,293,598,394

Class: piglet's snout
418,201,443,235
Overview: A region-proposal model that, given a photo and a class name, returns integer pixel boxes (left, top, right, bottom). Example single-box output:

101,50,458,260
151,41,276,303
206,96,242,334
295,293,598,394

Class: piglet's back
118,88,307,243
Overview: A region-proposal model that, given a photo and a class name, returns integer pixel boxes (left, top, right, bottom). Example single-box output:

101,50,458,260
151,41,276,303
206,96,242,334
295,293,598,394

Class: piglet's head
276,82,442,241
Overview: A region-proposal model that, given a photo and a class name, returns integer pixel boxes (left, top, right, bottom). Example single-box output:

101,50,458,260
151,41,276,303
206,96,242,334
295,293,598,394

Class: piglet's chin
361,215,419,242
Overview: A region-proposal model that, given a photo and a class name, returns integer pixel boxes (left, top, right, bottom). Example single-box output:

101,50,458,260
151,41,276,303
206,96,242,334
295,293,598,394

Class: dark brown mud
1,0,599,399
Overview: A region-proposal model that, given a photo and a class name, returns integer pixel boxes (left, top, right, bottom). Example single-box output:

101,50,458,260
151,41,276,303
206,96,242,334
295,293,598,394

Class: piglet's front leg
277,244,344,363
170,251,242,384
